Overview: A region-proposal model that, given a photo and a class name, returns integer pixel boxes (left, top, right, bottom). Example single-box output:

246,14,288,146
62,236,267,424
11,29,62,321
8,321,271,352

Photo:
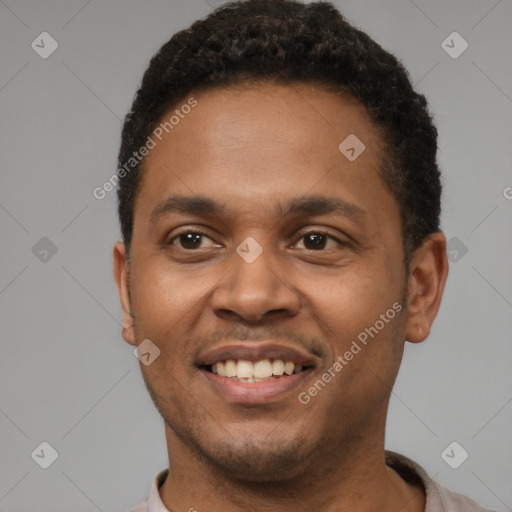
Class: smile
197,342,317,403
206,359,309,382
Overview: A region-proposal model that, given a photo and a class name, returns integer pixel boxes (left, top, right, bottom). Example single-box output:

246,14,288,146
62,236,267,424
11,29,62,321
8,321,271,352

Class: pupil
305,233,326,250
181,233,201,249
178,233,327,250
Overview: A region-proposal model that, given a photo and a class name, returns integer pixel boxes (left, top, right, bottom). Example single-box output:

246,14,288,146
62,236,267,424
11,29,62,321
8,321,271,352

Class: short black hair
117,0,442,265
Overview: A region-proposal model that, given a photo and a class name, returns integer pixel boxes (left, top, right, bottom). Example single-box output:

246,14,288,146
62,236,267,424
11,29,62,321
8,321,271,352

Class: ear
405,232,449,343
113,241,136,346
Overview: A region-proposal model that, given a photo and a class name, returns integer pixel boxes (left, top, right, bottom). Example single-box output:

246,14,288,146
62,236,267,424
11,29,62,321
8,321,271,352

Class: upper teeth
212,359,303,380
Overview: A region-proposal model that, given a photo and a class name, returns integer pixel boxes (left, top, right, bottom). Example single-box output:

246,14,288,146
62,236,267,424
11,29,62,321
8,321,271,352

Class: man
113,1,493,510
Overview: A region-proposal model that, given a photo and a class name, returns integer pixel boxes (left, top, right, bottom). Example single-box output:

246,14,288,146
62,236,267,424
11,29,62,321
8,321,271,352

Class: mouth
197,343,317,403
202,358,312,383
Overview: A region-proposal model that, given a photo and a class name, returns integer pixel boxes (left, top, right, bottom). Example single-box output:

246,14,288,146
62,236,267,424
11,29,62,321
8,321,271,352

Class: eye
168,230,217,250
293,231,346,251
166,229,347,252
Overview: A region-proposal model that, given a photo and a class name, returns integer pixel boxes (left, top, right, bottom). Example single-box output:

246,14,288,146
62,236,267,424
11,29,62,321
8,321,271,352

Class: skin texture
113,82,448,512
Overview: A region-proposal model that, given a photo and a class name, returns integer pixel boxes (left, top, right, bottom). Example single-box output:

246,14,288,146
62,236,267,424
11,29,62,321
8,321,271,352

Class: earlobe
404,232,449,344
113,241,136,346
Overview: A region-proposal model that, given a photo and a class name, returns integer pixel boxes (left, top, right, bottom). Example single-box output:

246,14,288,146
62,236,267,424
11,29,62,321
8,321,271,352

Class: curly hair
117,0,441,266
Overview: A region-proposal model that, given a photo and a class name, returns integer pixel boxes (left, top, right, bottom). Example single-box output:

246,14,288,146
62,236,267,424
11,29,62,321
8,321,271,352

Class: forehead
146,82,382,168
135,82,396,229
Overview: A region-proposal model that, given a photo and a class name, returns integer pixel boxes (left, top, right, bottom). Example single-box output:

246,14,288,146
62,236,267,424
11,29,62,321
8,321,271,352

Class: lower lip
200,368,314,404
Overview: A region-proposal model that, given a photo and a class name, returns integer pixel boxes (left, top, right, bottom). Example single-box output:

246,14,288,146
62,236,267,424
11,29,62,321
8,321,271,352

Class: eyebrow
149,194,366,224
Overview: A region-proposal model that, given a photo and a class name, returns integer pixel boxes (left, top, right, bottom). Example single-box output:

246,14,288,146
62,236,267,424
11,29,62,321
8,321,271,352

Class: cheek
132,260,212,320
304,261,405,393
308,261,399,332
129,260,231,375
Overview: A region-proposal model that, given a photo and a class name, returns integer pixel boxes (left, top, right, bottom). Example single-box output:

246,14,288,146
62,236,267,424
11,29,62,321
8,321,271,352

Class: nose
211,240,301,322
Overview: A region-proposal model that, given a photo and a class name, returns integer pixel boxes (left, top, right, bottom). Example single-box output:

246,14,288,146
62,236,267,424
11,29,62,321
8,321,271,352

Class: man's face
118,83,411,479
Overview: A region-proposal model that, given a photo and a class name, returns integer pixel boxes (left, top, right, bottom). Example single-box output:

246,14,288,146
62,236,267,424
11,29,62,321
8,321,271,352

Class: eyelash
166,228,347,250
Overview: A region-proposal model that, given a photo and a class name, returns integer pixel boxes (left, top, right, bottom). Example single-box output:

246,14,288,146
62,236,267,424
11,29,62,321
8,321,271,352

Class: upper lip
197,342,317,367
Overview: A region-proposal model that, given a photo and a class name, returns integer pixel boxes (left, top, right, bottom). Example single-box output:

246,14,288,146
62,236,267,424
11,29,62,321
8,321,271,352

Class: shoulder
430,478,496,512
127,468,169,512
127,503,148,512
385,450,496,512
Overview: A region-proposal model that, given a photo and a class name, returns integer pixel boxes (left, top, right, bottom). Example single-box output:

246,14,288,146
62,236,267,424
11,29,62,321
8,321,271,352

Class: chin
145,378,322,481
174,419,313,482
203,438,312,482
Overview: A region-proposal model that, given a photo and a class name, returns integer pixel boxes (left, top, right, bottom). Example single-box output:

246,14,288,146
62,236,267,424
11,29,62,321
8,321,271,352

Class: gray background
1,0,511,510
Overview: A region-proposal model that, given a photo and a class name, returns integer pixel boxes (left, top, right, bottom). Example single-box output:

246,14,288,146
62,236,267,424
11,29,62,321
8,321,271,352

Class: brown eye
295,231,344,251
169,231,216,250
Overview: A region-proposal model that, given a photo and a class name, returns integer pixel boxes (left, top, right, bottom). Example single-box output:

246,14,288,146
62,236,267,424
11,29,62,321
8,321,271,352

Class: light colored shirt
129,450,495,512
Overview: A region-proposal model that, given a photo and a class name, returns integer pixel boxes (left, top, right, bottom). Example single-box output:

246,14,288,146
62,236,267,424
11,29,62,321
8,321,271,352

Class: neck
158,426,425,512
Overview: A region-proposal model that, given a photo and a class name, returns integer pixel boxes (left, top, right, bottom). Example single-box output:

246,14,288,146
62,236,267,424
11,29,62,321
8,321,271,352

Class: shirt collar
147,452,442,512
147,468,170,512
385,450,444,512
